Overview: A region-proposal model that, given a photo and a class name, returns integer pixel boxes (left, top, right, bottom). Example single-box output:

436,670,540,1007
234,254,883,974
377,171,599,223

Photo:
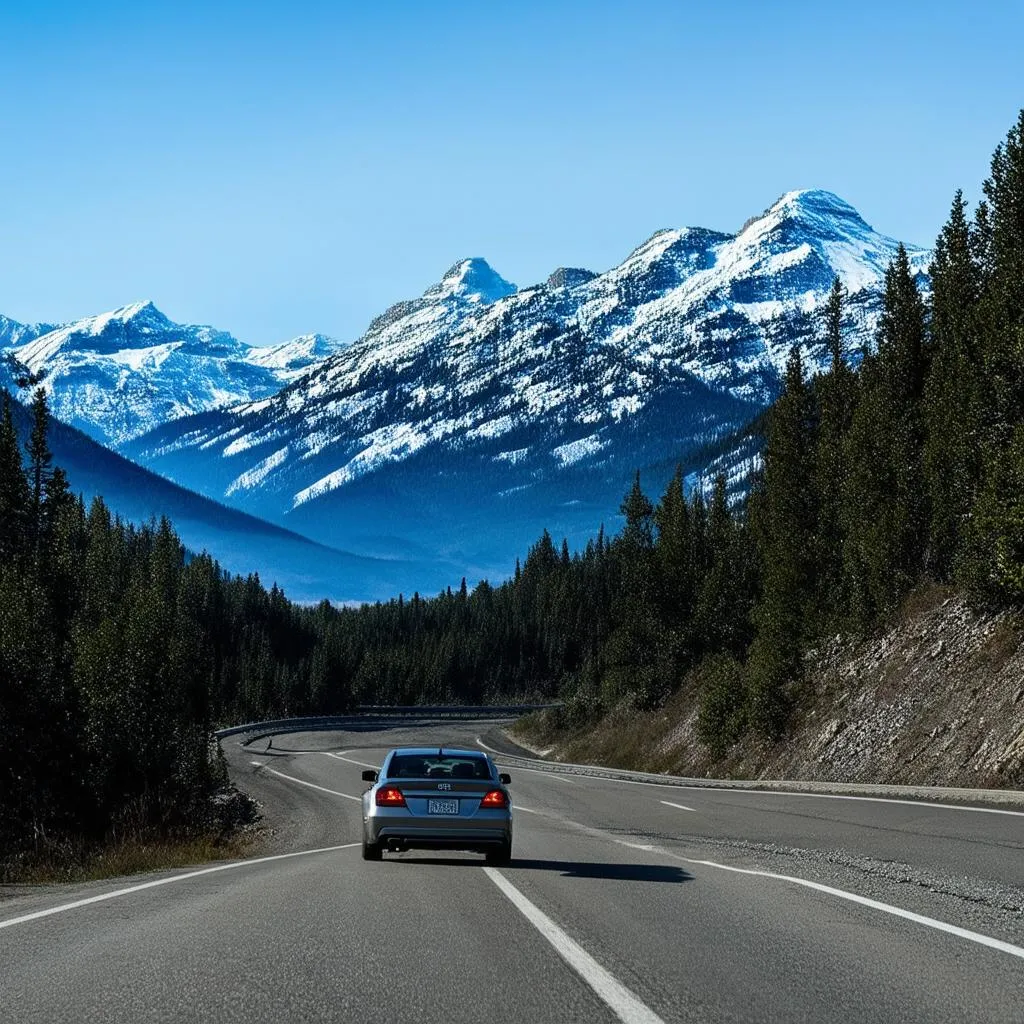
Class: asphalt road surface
2,718,1023,1023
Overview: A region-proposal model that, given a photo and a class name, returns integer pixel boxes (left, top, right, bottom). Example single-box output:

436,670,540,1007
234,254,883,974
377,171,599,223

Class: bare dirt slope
517,587,1024,790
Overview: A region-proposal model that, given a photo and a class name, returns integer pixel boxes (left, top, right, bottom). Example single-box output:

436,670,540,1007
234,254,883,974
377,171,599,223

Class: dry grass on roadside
2,832,260,887
513,693,695,775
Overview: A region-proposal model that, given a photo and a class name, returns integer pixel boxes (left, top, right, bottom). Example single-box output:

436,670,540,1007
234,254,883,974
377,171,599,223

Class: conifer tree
842,246,928,619
923,191,983,578
694,474,752,657
814,277,857,620
25,387,53,560
0,391,29,561
746,346,817,733
653,465,695,637
964,109,1024,599
620,471,654,550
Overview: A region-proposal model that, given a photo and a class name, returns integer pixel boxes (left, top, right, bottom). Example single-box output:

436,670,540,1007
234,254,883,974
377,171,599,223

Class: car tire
362,835,383,861
485,841,512,866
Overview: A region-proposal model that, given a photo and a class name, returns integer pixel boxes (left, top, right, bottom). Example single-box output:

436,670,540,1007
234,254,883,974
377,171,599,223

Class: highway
2,718,1022,1023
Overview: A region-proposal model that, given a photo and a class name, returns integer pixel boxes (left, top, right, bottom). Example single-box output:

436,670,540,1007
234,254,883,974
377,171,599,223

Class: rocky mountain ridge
5,189,932,597
3,301,347,448
122,190,929,587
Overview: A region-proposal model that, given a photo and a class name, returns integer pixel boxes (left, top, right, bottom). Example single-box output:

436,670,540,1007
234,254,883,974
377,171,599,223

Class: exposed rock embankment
518,587,1024,791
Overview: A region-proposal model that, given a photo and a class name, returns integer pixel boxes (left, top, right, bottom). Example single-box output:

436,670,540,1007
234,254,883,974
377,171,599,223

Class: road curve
2,718,1022,1023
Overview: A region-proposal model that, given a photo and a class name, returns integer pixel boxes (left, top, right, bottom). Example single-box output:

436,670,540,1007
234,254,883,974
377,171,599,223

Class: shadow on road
389,857,691,883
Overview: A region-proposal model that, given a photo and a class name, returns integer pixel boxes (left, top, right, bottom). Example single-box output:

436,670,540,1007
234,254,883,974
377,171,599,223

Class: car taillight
479,789,508,809
375,786,406,807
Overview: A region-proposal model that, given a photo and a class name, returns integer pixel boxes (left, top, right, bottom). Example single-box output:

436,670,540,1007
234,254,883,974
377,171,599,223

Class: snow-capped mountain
247,333,349,379
0,313,55,349
5,301,346,448
125,190,930,586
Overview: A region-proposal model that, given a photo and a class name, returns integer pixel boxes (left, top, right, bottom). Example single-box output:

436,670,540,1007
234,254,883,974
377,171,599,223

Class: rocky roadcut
526,588,1024,791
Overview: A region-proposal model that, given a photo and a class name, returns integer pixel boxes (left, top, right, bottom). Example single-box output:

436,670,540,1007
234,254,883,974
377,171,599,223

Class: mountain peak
763,189,869,228
81,299,172,337
431,258,516,305
772,189,862,218
736,189,874,245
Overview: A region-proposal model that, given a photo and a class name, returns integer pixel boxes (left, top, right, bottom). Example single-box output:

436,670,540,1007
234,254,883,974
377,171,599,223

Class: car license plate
428,799,459,815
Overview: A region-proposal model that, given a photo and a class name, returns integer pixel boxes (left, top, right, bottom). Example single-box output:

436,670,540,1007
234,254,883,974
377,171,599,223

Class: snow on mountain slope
5,302,344,448
246,333,348,378
0,313,55,349
128,190,928,545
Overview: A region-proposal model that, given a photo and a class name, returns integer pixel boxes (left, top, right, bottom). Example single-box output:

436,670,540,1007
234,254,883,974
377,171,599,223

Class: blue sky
2,1,1022,344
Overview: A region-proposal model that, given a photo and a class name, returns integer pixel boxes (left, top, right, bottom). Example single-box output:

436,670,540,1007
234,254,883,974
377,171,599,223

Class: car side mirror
361,770,379,783
499,773,511,785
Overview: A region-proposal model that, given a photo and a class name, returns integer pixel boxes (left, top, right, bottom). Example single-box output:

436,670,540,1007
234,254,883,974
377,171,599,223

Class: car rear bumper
367,822,511,850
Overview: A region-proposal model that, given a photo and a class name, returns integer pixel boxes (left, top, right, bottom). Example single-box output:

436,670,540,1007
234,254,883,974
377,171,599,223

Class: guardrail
213,704,561,741
355,704,562,717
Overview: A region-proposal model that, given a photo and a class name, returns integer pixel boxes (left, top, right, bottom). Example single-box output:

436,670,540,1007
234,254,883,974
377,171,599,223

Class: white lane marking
483,867,666,1024
511,801,1024,965
250,761,362,802
545,773,578,785
325,752,381,770
615,840,1024,964
512,805,542,815
475,741,1024,818
0,843,360,932
660,800,698,813
477,735,518,755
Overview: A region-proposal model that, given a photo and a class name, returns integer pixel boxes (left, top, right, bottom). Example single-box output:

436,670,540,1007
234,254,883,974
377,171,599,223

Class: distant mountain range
0,357,442,603
3,189,931,599
5,301,347,447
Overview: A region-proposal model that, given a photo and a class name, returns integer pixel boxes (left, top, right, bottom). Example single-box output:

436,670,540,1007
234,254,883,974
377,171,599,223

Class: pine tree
694,474,752,658
923,191,983,578
620,471,654,550
653,465,696,639
25,387,53,560
964,109,1024,599
0,391,29,561
814,277,857,620
602,474,661,707
746,346,817,733
842,246,928,619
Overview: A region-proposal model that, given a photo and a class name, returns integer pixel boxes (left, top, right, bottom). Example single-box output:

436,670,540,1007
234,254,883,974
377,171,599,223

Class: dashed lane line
660,800,698,813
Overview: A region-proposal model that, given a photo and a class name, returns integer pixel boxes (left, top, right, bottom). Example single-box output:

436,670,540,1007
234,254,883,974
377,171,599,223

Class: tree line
2,109,1022,868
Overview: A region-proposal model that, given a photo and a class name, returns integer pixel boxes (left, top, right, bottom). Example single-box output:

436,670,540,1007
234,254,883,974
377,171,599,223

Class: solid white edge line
660,800,698,813
0,843,360,932
250,761,362,802
615,840,1024,963
474,738,1024,818
483,867,666,1024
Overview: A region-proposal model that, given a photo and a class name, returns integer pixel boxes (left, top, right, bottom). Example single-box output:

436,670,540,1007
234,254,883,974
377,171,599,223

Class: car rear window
388,755,492,780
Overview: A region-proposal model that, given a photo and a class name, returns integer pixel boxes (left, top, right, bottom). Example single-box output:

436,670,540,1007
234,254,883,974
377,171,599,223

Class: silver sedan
361,747,513,864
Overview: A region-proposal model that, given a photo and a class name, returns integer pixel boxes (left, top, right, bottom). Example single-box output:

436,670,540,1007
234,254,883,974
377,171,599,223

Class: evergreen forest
2,110,1023,870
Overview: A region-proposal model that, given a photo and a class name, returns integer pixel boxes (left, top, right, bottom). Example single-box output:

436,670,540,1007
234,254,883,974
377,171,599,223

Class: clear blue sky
2,1,1022,344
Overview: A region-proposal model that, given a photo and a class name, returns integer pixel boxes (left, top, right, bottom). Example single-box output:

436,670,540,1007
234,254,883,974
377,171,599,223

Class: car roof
386,747,488,759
